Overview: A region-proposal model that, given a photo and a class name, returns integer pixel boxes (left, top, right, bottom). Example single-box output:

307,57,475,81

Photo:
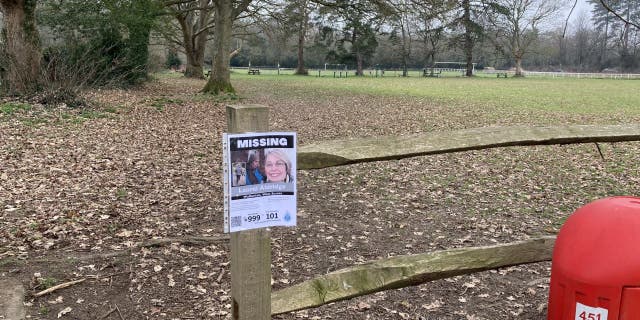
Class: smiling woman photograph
264,148,294,183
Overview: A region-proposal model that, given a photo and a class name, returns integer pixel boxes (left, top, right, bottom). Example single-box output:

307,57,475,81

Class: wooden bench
496,72,508,78
423,68,441,77
248,68,260,75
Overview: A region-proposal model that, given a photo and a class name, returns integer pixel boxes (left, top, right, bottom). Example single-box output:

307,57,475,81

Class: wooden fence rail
269,123,640,315
272,236,556,315
298,124,640,169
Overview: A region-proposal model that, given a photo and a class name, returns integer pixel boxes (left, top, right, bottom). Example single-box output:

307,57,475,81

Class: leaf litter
0,75,639,319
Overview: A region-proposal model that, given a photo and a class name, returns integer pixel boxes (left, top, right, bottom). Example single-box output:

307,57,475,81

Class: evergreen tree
39,0,161,85
314,0,393,75
589,0,640,70
447,0,507,76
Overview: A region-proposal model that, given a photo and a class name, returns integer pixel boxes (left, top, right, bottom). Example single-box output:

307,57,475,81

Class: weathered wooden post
226,105,271,320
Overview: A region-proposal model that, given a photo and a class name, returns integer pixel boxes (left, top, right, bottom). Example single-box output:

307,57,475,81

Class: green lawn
231,72,640,115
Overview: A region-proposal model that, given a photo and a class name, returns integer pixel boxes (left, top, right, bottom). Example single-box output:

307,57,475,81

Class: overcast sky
568,0,595,22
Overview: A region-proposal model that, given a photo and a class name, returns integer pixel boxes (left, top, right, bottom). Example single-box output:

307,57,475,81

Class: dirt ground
1,75,640,319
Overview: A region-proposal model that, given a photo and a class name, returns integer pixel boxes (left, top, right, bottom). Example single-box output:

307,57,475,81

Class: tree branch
34,279,87,297
232,0,253,18
597,0,640,30
562,0,578,38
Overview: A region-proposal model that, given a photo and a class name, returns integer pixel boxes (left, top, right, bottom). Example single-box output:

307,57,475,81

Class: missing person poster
222,132,297,233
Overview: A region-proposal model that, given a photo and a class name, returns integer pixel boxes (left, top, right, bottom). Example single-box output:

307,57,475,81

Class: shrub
166,50,182,69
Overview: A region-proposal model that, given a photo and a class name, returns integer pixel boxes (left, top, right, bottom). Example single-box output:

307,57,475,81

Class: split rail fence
271,123,640,315
226,105,640,318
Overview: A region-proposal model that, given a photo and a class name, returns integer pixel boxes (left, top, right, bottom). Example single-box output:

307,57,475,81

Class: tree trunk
619,2,632,70
294,0,309,75
514,55,524,76
184,49,205,78
512,35,524,76
462,0,474,77
400,16,408,77
175,9,211,78
600,13,609,69
558,36,566,68
0,0,41,94
356,51,363,76
180,27,204,78
202,0,234,94
352,28,364,76
620,1,632,70
429,35,437,67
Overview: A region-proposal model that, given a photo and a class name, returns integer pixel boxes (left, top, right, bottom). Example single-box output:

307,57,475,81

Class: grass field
230,71,640,115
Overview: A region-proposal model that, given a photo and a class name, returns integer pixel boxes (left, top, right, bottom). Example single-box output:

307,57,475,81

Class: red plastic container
548,196,640,320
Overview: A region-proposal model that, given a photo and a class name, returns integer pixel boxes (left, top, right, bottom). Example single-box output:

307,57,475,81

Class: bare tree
164,0,215,78
572,11,596,71
412,0,448,68
258,7,292,71
293,0,314,75
202,0,252,94
490,0,564,76
388,0,414,77
0,0,41,94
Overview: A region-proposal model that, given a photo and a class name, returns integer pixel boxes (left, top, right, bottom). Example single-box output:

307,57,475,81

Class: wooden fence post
226,105,271,320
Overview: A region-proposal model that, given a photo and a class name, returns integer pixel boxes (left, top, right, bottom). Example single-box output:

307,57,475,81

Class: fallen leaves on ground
1,75,639,319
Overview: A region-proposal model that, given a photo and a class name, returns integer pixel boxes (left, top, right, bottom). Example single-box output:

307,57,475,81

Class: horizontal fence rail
298,124,640,169
271,124,639,314
231,67,640,79
272,236,556,315
522,71,640,79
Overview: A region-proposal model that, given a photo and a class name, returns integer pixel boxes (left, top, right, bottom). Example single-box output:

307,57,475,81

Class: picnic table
496,72,508,78
248,68,260,75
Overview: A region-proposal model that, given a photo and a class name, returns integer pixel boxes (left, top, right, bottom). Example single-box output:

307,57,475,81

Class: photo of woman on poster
245,150,265,185
264,148,294,183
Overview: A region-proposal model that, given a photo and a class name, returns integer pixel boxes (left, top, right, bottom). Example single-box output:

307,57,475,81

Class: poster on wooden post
223,132,297,233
